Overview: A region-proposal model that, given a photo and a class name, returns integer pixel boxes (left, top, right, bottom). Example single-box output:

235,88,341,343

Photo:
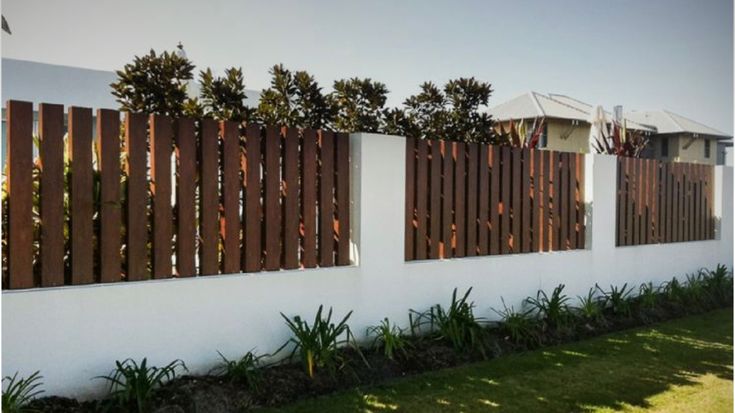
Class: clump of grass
98,358,186,413
492,298,539,347
575,288,605,323
213,350,267,390
281,305,356,378
2,371,43,413
367,318,411,360
525,284,572,329
411,288,489,356
637,282,659,310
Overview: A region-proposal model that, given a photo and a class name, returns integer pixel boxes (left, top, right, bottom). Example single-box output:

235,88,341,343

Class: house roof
489,91,656,133
623,110,731,139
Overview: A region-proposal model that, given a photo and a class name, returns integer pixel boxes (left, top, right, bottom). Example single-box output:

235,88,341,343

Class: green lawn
266,309,733,413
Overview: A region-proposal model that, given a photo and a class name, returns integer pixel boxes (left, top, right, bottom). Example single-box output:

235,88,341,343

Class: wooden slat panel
454,142,466,257
489,146,500,255
7,100,34,288
533,149,543,251
477,144,490,255
688,163,695,241
335,132,351,266
616,158,624,246
405,137,416,261
631,159,640,245
415,139,429,260
550,151,560,251
697,165,704,240
567,153,577,249
283,128,300,269
683,163,690,241
559,153,569,249
672,163,680,242
465,143,478,256
39,103,65,287
98,109,121,283
220,121,241,273
318,130,335,267
125,113,149,281
623,158,633,245
658,161,666,243
650,160,658,243
150,115,173,279
577,154,586,248
521,148,531,253
264,126,282,270
640,159,649,245
429,140,442,258
175,118,197,277
199,119,220,275
542,150,551,252
69,107,94,284
500,147,511,254
511,148,521,252
692,164,699,241
442,141,454,259
301,129,318,267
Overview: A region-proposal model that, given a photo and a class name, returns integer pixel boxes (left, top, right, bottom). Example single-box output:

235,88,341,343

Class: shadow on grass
278,309,733,413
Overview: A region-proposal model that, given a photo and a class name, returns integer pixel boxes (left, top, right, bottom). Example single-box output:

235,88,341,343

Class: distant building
489,91,732,165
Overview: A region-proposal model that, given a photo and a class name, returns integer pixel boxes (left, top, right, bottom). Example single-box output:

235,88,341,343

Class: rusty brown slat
415,139,429,260
577,154,586,248
539,151,552,251
39,103,65,287
688,163,694,241
68,107,94,284
489,146,500,255
707,166,714,239
696,165,703,240
550,151,560,251
454,142,467,257
150,115,173,279
220,121,241,273
533,148,543,251
627,158,636,245
650,160,658,243
244,124,263,272
199,119,220,275
666,162,674,243
465,143,478,256
701,165,707,240
319,130,335,267
429,140,442,258
301,129,317,267
521,148,531,253
7,100,34,289
500,147,512,254
659,161,667,243
98,109,122,283
125,113,149,281
616,158,624,246
672,163,680,242
175,118,197,277
477,144,490,255
640,159,649,245
335,132,351,266
405,137,416,261
283,128,300,269
691,164,698,241
567,153,577,249
559,153,569,249
510,148,521,252
441,141,454,259
263,126,282,270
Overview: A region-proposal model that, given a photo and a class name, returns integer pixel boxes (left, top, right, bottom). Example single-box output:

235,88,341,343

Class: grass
265,308,733,413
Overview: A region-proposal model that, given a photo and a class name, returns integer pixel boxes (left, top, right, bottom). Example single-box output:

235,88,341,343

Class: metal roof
624,110,731,139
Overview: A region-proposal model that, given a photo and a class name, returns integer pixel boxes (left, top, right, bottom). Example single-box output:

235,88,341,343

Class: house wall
545,119,590,153
672,134,717,165
2,133,733,400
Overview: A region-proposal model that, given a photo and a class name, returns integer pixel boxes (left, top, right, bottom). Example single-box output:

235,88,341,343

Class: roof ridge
528,91,546,117
543,93,590,116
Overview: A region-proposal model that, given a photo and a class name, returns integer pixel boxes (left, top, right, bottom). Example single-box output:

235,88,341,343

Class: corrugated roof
489,91,656,133
624,110,730,139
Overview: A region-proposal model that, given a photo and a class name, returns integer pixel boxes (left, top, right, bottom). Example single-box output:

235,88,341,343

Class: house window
539,124,548,148
704,139,711,158
661,138,669,157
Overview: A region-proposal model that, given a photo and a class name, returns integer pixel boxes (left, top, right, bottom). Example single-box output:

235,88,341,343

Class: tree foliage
111,47,195,117
197,67,250,122
328,78,388,133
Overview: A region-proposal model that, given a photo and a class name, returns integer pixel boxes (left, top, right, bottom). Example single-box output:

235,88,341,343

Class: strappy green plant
492,298,540,347
2,371,43,413
213,350,267,390
637,282,659,310
596,283,634,317
281,305,356,378
575,288,604,322
367,318,411,360
525,284,572,329
98,358,186,413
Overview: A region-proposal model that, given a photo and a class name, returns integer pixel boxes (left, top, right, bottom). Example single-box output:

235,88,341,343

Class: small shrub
597,283,634,317
98,358,186,413
281,305,355,378
637,282,658,310
575,288,605,323
525,284,572,329
411,288,488,355
2,371,43,413
492,299,540,347
213,350,265,390
367,318,411,360
661,277,687,308
703,264,733,306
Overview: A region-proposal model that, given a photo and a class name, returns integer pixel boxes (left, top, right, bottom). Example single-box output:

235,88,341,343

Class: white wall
2,133,733,399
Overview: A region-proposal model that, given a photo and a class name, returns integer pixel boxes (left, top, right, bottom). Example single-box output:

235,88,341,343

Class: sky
1,0,733,134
